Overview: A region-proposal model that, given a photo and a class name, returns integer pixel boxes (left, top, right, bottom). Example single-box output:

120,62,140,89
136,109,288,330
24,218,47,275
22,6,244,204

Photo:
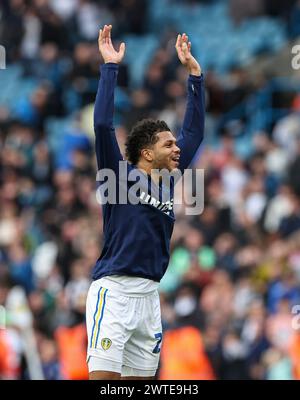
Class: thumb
118,42,126,58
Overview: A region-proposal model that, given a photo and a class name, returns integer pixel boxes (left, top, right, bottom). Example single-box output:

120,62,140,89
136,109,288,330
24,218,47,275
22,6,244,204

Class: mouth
171,155,180,167
172,156,180,164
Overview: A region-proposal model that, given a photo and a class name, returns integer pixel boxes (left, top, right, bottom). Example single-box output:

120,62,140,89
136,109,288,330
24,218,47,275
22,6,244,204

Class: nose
174,144,180,153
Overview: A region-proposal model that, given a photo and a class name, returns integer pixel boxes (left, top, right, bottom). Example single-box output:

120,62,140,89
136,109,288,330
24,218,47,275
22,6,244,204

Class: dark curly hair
125,118,171,165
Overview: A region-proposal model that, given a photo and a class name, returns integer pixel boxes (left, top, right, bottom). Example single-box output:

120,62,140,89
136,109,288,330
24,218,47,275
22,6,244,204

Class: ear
141,148,153,162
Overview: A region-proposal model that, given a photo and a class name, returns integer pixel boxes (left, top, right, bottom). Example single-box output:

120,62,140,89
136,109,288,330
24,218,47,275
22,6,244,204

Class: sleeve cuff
188,73,204,82
100,63,119,72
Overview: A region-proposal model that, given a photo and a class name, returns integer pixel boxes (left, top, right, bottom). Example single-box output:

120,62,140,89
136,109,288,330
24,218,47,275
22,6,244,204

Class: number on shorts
152,332,162,354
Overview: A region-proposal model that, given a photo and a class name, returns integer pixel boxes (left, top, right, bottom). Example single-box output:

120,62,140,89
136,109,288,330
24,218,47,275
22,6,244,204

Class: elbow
197,117,205,145
94,108,112,131
193,124,205,147
94,120,111,132
195,135,204,150
193,130,204,151
198,133,204,146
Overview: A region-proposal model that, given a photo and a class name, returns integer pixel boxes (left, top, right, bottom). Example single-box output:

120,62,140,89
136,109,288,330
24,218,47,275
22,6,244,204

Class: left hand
175,33,201,76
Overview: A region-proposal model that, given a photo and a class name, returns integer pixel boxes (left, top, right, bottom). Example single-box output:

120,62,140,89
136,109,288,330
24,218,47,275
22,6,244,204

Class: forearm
177,74,205,171
94,62,123,171
94,63,119,129
188,65,202,77
182,74,205,140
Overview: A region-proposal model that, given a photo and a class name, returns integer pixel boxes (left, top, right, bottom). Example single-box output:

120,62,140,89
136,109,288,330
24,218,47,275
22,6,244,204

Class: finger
182,33,188,44
175,34,181,49
108,25,112,39
101,25,106,40
103,24,109,38
182,41,188,54
118,42,126,58
188,41,192,52
103,25,110,44
98,28,106,47
179,33,185,48
108,24,113,45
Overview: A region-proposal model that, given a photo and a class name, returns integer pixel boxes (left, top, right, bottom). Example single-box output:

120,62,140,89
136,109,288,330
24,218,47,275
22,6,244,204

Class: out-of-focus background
1,0,300,380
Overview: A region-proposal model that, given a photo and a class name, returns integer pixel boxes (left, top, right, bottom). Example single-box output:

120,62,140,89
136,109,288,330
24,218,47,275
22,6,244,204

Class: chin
165,165,174,172
170,161,179,171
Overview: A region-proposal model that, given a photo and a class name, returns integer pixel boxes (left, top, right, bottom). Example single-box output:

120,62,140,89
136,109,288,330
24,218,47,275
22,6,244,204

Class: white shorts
86,277,162,376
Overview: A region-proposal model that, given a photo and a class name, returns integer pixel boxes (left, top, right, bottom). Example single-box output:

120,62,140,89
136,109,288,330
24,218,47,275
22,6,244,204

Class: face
149,131,181,171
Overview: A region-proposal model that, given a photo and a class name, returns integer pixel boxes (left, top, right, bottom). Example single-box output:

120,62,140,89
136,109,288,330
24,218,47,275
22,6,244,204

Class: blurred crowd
1,0,300,380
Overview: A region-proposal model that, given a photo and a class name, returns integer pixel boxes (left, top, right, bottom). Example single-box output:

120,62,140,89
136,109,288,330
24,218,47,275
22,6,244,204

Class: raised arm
94,25,126,172
175,33,205,173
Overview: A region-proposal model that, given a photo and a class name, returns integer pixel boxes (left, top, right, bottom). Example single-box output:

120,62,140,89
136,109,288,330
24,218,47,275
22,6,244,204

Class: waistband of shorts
92,276,159,297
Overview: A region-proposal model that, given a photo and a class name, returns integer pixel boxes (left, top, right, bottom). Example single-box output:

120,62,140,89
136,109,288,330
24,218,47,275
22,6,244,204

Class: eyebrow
163,138,177,145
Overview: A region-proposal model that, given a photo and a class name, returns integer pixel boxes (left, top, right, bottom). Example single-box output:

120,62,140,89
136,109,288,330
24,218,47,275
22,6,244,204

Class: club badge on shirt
101,338,112,350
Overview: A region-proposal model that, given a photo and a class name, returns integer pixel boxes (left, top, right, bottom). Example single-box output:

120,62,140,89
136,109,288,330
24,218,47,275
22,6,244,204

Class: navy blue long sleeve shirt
92,62,205,282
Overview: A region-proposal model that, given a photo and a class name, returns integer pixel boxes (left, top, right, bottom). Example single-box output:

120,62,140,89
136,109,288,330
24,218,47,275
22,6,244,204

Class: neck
136,160,160,184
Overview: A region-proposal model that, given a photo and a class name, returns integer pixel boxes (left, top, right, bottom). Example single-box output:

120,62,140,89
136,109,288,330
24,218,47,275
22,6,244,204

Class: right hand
98,24,126,64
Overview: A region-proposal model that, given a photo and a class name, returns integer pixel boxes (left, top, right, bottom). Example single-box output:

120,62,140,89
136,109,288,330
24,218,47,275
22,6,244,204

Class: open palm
98,25,125,64
175,33,201,76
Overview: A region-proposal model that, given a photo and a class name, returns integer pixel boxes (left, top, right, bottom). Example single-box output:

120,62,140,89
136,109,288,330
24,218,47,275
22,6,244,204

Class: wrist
104,60,118,64
101,62,119,71
189,67,201,76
